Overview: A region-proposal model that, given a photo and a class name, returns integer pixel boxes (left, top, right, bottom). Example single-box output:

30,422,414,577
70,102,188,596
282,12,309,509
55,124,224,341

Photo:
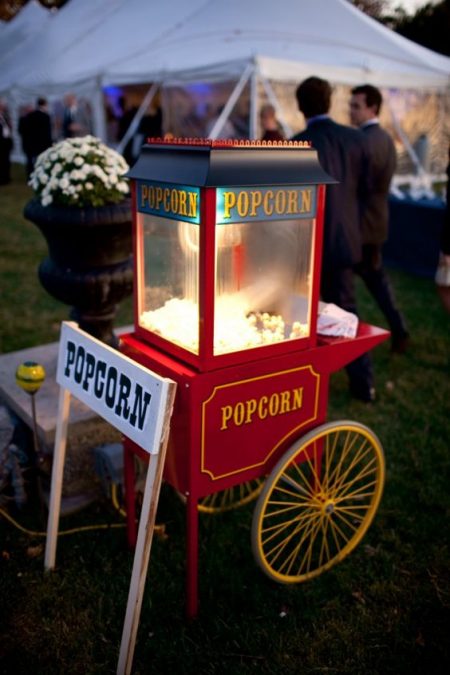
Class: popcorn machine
121,139,389,617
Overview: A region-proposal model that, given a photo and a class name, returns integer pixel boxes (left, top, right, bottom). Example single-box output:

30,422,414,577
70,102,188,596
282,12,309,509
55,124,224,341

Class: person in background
18,97,53,178
435,144,450,313
292,76,375,403
17,103,33,174
62,93,91,138
350,84,409,353
138,93,163,140
260,104,284,142
0,98,13,185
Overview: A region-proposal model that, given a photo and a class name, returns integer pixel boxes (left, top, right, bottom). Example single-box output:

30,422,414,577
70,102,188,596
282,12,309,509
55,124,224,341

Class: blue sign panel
216,185,316,224
137,180,200,224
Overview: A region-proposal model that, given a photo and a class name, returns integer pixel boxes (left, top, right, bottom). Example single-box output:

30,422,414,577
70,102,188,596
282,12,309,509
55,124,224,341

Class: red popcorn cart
120,138,389,617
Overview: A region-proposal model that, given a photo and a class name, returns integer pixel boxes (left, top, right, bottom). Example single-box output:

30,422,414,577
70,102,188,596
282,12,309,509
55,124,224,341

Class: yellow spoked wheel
251,421,385,583
178,479,264,514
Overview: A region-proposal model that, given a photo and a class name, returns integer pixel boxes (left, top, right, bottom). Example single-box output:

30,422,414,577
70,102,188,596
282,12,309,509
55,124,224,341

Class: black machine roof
127,138,336,188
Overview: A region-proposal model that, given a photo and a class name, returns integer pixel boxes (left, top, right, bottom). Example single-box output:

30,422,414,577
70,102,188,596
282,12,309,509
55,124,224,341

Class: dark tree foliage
349,0,450,56
350,0,389,18
0,0,67,21
390,0,450,56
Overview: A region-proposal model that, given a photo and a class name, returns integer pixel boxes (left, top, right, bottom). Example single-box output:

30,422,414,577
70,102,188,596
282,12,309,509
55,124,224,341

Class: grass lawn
1,164,449,674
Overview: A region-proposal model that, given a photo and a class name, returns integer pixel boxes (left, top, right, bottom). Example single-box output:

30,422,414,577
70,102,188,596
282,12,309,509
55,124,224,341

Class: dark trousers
354,244,408,338
25,154,35,179
0,138,12,184
321,265,374,398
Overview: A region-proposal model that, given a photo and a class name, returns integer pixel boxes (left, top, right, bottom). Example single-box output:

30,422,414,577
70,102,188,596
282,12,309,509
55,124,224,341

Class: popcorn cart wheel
251,420,385,583
177,478,264,513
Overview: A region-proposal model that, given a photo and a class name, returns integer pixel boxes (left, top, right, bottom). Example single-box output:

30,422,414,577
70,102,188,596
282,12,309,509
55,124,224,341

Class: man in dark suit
0,98,13,185
18,97,53,178
350,84,409,353
292,76,375,402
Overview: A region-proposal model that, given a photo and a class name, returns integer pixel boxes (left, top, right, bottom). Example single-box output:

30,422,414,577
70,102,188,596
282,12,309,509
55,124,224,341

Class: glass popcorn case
128,138,334,371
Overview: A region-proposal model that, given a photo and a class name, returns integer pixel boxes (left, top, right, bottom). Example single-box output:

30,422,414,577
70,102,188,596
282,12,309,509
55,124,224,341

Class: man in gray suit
292,76,375,403
350,84,409,353
62,93,92,139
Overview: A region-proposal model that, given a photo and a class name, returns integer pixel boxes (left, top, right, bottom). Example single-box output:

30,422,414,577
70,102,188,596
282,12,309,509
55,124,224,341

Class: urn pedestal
24,198,133,347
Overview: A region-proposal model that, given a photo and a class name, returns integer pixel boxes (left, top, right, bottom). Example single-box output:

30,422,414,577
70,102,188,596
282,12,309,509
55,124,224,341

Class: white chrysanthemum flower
70,169,82,181
30,135,129,207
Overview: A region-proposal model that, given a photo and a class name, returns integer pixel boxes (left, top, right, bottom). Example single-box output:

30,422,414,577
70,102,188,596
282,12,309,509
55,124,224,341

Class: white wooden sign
44,321,176,675
56,321,170,454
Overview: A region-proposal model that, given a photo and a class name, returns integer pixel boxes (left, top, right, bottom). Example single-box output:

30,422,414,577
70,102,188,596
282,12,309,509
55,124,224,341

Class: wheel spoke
280,471,313,497
263,501,314,518
325,430,358,488
335,479,378,502
302,444,324,493
191,479,263,513
290,461,317,498
261,507,317,539
296,516,324,575
335,505,368,520
277,512,321,574
272,483,314,502
322,432,340,492
328,515,352,545
332,509,360,533
318,517,331,567
333,461,378,500
265,506,320,567
329,443,374,497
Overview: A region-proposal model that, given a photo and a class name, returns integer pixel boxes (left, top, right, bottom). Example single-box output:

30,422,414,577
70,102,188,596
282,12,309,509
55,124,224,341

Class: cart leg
186,493,199,619
123,444,138,549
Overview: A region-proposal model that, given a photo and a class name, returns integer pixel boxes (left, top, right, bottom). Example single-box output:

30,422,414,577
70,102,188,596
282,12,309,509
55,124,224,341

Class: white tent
7,0,208,96
1,0,129,161
108,0,450,91
5,0,450,170
0,0,125,95
12,0,450,94
0,0,50,68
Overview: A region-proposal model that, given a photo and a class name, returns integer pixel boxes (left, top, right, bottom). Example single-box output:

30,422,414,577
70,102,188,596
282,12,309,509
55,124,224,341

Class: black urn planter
24,197,134,347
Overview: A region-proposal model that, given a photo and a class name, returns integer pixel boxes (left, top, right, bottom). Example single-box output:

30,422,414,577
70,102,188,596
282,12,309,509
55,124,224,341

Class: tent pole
259,72,293,138
8,89,24,165
116,81,159,155
208,63,253,139
386,96,426,178
249,64,258,140
92,77,107,142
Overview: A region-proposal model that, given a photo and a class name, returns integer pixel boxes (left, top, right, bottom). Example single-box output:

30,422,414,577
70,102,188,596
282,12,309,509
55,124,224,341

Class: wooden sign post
44,322,176,675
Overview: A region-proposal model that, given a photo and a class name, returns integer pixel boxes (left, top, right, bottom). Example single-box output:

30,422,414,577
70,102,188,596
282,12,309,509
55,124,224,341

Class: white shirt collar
361,117,379,129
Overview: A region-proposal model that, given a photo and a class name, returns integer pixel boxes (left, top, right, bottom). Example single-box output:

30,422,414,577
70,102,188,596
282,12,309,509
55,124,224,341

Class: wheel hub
322,498,335,516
